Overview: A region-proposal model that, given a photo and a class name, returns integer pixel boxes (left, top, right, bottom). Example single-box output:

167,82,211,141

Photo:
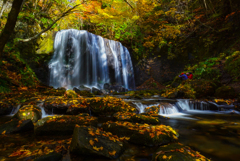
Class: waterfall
133,102,179,115
49,29,135,90
177,99,210,111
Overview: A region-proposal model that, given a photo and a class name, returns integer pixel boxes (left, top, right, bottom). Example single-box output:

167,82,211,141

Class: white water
133,102,180,115
49,29,135,90
9,104,21,116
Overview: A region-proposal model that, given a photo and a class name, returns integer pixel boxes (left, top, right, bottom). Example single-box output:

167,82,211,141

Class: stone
14,105,42,123
103,83,110,90
102,121,178,146
0,102,13,116
70,126,125,159
64,90,78,98
44,98,83,114
34,115,97,136
92,87,103,95
152,143,211,161
87,96,137,116
34,152,62,161
0,119,34,134
79,85,91,92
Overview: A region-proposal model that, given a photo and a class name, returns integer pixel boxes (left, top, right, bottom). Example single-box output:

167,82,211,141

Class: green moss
36,34,54,54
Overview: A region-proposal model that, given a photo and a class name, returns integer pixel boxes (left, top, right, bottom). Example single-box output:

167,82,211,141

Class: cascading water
49,29,135,90
133,102,180,115
177,99,210,111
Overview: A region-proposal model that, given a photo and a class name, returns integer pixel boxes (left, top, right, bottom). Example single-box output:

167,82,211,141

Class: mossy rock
215,86,236,99
64,90,78,98
44,98,85,114
14,105,42,123
190,79,217,98
102,121,178,146
34,115,97,135
0,118,34,134
87,96,137,116
144,105,160,115
113,112,161,125
70,126,126,159
152,143,211,161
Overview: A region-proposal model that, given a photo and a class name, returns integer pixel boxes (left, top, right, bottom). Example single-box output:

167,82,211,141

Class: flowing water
49,29,135,90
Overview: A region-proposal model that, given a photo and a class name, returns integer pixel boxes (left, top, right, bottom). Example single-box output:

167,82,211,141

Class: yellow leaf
162,155,167,159
109,150,116,156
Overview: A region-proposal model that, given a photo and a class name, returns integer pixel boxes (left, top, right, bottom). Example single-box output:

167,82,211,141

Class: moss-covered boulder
34,115,97,135
44,98,85,114
102,121,178,146
66,102,89,115
0,119,34,134
64,90,78,98
152,143,211,161
215,86,236,99
0,102,13,116
87,96,137,116
70,126,127,159
113,112,161,125
14,105,42,123
144,105,160,114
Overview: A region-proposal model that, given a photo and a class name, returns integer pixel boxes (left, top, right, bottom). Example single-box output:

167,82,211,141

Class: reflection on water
161,112,240,161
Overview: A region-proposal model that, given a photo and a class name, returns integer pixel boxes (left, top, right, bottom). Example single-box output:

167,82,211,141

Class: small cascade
49,29,135,90
9,104,21,115
177,99,190,110
177,99,210,111
37,103,49,118
159,103,179,115
132,102,179,115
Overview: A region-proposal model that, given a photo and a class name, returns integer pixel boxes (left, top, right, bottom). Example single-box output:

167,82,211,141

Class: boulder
102,121,178,146
66,99,89,115
103,83,110,90
92,87,103,95
0,119,34,134
34,115,97,135
44,98,83,114
64,90,78,98
34,152,62,161
79,85,91,92
152,143,211,161
87,96,137,116
70,126,126,159
14,105,42,123
0,102,13,116
113,112,160,125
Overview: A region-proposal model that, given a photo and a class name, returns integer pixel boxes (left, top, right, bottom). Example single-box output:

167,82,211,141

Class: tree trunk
0,0,24,59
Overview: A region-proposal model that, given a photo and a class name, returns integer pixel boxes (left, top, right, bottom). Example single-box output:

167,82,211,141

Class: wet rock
66,100,89,115
79,85,91,92
152,143,211,161
34,115,97,135
44,98,83,114
144,105,160,114
14,105,42,123
70,126,125,159
0,119,34,134
102,121,178,146
34,152,62,161
113,112,160,125
87,96,137,116
0,102,13,116
92,87,103,95
64,90,78,98
103,83,110,90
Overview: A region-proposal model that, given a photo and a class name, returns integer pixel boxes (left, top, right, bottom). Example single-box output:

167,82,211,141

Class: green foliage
225,51,240,81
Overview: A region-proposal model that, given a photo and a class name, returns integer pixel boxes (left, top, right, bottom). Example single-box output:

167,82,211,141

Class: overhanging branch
18,4,80,43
